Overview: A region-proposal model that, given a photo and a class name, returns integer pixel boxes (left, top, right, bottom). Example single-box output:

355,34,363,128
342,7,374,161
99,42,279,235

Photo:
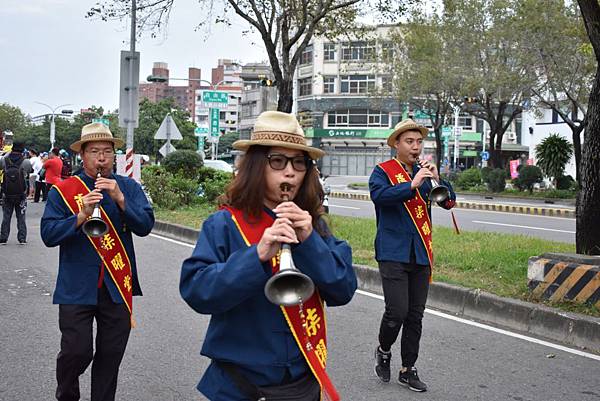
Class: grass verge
154,205,597,317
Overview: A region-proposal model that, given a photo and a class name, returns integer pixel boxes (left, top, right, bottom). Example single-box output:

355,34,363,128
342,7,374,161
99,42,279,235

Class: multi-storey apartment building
239,63,277,139
295,26,525,175
139,62,202,121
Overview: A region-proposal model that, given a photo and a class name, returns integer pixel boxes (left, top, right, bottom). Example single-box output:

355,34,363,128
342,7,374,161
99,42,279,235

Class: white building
521,107,583,179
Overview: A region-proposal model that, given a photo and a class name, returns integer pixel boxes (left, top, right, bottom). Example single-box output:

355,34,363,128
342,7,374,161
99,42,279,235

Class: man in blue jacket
180,111,357,401
41,122,154,401
370,119,456,392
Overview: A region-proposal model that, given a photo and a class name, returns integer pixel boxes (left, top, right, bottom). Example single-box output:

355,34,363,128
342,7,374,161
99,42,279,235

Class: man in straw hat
41,122,154,401
370,118,456,392
180,110,357,401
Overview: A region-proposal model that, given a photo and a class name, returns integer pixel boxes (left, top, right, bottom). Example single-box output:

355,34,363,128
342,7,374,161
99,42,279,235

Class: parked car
203,159,233,173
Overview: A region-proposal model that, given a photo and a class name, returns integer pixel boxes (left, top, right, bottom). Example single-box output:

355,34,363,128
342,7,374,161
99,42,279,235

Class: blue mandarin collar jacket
369,161,456,266
180,208,357,400
41,172,154,305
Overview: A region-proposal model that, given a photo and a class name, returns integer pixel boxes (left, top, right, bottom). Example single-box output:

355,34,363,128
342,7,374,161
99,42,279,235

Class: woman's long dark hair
221,146,328,236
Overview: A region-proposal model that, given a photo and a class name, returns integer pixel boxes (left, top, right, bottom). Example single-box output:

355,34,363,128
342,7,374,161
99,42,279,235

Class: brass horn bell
82,171,109,238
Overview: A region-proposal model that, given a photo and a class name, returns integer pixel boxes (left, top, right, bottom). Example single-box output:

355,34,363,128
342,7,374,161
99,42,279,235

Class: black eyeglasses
266,153,311,172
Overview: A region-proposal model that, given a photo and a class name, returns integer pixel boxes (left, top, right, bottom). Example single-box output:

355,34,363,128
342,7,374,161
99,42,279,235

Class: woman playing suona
180,111,357,401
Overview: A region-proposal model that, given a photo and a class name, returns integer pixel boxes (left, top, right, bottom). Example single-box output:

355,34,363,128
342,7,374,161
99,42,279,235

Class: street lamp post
35,102,72,149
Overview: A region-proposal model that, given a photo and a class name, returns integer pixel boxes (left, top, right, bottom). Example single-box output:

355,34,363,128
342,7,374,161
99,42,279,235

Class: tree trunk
434,127,443,172
576,68,600,255
277,79,294,113
576,0,600,255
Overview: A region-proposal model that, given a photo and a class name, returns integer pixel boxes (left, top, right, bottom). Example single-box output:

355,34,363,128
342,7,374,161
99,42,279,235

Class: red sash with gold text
378,159,434,268
54,176,134,314
222,206,340,401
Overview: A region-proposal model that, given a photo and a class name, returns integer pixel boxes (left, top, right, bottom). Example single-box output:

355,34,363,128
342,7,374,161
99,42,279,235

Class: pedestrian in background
35,152,49,202
28,148,42,199
43,147,63,192
41,123,154,401
370,119,456,392
0,141,33,245
180,111,356,401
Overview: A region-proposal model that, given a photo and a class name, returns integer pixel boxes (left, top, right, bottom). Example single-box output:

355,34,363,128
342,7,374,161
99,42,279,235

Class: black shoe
18,241,27,245
374,347,391,383
398,367,427,392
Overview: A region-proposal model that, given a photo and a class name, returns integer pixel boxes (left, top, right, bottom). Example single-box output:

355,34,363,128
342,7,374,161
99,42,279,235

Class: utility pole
126,0,137,178
453,105,461,170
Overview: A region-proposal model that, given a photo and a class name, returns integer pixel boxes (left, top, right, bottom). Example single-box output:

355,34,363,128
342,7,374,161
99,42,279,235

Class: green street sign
195,126,209,136
313,128,366,138
93,118,110,127
210,108,220,137
203,91,229,104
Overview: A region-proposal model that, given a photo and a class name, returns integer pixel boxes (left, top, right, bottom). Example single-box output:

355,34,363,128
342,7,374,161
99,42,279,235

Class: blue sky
0,0,267,117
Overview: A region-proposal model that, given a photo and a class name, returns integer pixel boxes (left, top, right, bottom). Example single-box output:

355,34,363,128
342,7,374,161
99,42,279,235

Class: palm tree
535,134,573,187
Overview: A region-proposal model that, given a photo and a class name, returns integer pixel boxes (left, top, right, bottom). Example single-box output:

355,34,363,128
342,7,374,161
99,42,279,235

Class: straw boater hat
232,111,325,159
387,118,429,147
70,122,124,153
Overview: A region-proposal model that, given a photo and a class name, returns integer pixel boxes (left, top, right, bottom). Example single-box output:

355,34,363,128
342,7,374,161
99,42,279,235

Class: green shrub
456,167,482,190
163,150,203,177
141,165,199,209
200,170,233,203
480,166,493,183
556,175,574,190
513,165,543,193
487,169,506,192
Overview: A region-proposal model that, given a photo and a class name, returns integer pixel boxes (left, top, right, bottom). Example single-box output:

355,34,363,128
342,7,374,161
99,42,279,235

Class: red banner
378,159,434,268
54,177,134,314
223,206,340,401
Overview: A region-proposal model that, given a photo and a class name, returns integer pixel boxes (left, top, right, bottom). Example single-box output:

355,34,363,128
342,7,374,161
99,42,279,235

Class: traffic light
261,78,276,87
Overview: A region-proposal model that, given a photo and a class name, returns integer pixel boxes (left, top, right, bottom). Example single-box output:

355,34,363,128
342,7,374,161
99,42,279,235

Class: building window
381,42,396,60
381,76,393,91
341,42,376,61
340,75,376,94
298,77,313,96
327,109,389,127
300,45,313,65
323,43,337,61
458,114,473,129
323,77,335,94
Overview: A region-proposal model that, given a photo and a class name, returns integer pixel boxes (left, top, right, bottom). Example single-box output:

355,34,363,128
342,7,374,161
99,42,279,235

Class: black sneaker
374,347,391,382
398,367,427,392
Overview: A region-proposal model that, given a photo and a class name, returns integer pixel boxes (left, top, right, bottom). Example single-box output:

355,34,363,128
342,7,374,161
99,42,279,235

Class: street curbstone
152,221,599,354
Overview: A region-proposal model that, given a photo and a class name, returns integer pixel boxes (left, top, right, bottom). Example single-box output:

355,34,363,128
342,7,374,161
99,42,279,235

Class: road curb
330,191,575,218
152,220,599,355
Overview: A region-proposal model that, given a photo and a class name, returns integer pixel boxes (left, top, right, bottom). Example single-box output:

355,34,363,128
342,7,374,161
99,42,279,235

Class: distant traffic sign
92,118,110,127
210,108,220,137
481,151,490,161
195,126,209,137
203,91,229,104
154,114,183,140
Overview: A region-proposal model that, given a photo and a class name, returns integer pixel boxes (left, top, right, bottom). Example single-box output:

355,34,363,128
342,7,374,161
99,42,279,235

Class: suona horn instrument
82,170,109,238
264,183,315,306
417,158,450,203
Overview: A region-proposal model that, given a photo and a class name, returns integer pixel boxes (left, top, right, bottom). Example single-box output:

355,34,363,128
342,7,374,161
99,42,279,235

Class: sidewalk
153,220,600,355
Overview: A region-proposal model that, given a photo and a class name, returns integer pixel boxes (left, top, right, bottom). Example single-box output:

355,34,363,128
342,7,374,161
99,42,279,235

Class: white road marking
356,289,600,362
329,204,361,210
472,220,575,233
150,232,596,361
149,233,194,248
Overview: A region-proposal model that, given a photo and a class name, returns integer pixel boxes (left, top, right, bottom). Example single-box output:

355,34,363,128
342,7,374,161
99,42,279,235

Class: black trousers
34,181,48,202
377,261,430,368
56,285,131,401
0,197,27,243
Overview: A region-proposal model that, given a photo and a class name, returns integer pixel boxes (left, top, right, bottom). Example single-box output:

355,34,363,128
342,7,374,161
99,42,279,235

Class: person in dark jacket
180,111,357,401
0,141,33,244
370,119,456,392
41,122,154,401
